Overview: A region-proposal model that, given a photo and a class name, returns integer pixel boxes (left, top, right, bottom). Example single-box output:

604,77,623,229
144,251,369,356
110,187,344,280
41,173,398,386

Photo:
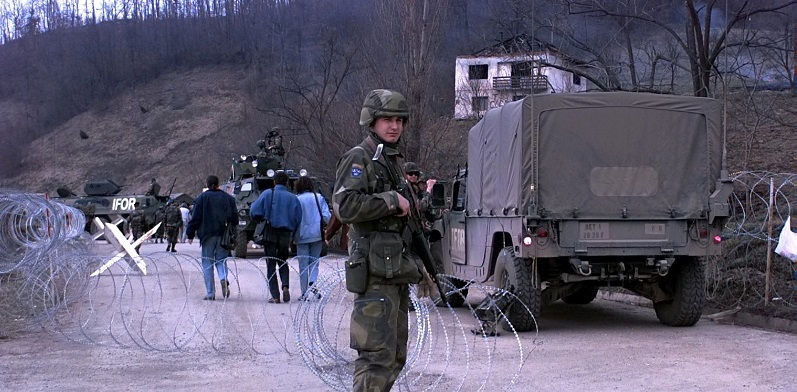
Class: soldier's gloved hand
416,269,438,298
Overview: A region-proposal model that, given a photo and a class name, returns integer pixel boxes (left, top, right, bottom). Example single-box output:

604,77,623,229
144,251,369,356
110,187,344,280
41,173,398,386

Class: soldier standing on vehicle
128,201,148,253
146,178,161,196
333,89,436,391
164,201,182,252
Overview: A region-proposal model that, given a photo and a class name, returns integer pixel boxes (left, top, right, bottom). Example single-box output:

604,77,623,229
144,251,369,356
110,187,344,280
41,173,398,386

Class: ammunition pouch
366,231,422,284
345,250,369,294
345,231,424,294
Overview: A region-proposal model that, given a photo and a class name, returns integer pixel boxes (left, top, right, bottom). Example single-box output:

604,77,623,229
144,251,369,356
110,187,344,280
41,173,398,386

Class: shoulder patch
351,163,363,178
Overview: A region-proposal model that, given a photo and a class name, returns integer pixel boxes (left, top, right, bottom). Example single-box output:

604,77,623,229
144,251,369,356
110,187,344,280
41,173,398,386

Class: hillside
1,65,796,200
2,66,255,197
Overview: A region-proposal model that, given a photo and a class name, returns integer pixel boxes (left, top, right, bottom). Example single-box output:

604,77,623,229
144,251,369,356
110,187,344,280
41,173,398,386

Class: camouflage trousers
132,229,144,252
165,226,180,245
350,283,409,392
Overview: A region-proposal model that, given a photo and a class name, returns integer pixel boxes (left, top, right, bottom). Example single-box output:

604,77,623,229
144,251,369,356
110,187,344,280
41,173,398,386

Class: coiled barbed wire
705,172,797,314
0,190,86,271
1,172,795,388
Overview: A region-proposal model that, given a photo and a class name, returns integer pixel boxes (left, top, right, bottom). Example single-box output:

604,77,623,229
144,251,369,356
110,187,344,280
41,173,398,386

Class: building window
511,61,534,77
472,96,488,112
573,73,581,85
469,64,488,80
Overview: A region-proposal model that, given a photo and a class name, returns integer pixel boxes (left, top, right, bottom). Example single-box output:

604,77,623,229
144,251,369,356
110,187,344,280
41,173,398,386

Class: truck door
447,180,467,265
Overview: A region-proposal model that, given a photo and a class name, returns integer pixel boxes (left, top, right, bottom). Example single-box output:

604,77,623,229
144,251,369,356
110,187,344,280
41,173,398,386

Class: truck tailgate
536,104,713,220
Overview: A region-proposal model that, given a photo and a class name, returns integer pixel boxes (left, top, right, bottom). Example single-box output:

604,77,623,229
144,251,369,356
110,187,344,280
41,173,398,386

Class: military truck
429,92,733,331
222,130,323,258
54,179,169,239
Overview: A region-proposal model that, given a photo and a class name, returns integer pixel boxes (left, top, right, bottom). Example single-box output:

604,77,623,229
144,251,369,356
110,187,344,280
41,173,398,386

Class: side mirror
431,183,445,208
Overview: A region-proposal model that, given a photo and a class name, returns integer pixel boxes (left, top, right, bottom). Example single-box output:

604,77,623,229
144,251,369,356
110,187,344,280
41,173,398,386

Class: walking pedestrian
333,89,435,391
250,171,302,303
186,175,238,300
294,176,331,300
153,206,166,243
180,202,191,243
164,201,182,252
128,201,148,253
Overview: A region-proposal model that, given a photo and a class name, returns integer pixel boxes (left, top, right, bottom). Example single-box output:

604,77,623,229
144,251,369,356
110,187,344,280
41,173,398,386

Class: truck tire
500,251,541,332
562,285,599,304
233,230,248,259
653,256,705,326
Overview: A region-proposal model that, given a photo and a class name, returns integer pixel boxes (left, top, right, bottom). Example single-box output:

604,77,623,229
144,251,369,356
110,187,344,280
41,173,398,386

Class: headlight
240,154,247,160
238,209,248,217
252,159,258,168
266,169,275,177
299,169,308,177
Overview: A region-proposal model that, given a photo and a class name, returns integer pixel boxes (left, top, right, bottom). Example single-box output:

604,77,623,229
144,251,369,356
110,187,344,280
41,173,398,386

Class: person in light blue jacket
293,176,331,300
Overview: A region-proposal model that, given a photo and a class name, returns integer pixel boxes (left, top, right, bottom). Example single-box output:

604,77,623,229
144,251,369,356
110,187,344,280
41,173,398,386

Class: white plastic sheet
774,216,797,262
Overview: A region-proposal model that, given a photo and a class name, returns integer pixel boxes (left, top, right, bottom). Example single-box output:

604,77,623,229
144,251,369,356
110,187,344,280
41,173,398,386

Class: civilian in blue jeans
294,177,331,300
250,171,302,303
186,175,238,300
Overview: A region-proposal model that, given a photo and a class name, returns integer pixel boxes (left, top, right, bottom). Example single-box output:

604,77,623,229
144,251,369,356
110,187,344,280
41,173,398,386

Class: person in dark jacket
186,175,238,300
250,171,302,303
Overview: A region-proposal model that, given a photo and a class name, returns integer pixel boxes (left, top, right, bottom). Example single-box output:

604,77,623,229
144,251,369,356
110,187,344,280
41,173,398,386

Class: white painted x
90,218,161,277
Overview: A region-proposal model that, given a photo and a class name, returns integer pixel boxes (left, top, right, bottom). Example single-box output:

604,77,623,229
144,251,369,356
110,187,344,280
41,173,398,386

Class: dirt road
2,241,796,391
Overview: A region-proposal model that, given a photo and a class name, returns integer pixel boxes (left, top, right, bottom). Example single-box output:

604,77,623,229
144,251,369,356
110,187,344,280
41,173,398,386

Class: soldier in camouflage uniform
128,201,148,253
154,206,166,243
164,201,183,252
333,89,434,391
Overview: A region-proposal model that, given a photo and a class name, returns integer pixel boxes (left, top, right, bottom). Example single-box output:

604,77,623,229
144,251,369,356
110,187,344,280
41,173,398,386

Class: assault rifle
399,184,448,306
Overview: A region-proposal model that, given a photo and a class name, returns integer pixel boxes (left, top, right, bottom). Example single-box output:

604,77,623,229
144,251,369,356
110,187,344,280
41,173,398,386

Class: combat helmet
403,162,420,173
359,89,409,126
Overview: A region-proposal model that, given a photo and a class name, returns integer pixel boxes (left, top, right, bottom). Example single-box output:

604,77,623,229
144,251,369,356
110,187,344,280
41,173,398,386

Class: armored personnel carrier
54,179,169,239
222,130,322,258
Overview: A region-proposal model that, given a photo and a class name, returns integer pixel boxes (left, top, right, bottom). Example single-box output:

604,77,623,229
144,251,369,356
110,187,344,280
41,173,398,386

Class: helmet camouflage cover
359,89,409,126
403,161,420,173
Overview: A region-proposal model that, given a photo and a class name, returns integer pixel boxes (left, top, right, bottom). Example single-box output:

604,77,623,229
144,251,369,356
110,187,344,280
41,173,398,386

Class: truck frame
429,92,733,331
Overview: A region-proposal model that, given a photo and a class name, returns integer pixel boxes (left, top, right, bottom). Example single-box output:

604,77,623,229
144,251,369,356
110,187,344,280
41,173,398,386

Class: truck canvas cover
467,92,723,220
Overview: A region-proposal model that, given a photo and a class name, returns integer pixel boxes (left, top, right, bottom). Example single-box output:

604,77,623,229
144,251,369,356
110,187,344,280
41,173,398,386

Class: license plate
580,222,609,240
644,223,666,235
239,220,247,226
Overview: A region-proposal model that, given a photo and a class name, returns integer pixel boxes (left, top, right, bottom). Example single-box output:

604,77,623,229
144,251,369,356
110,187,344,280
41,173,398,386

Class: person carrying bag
250,172,302,304
294,177,331,300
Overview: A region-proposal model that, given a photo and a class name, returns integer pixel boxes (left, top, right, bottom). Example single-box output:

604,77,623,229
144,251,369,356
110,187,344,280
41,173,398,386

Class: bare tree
548,0,797,96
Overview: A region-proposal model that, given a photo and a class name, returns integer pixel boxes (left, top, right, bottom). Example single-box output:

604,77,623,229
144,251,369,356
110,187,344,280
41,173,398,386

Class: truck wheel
500,252,541,332
653,256,705,326
233,230,248,259
562,285,599,304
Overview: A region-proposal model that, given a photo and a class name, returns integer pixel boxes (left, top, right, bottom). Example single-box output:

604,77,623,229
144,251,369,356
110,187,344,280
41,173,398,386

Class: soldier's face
372,116,404,143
